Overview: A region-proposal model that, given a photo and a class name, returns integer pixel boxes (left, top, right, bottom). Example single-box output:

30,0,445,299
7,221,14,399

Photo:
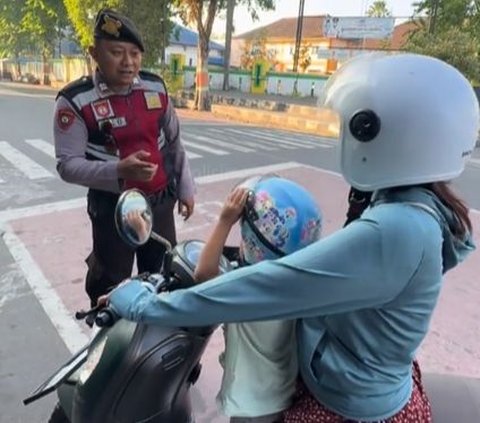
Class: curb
210,104,339,138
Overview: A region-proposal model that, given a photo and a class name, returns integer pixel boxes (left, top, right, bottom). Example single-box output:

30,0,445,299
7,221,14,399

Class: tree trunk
195,35,210,111
160,0,167,68
42,51,51,85
222,0,235,91
15,53,22,79
85,51,93,76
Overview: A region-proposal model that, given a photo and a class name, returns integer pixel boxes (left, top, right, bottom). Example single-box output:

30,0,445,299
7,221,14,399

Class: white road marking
188,134,255,153
25,138,55,158
186,150,203,159
0,140,53,179
0,197,86,222
182,140,229,155
1,223,89,353
226,128,296,149
206,128,277,151
252,129,333,148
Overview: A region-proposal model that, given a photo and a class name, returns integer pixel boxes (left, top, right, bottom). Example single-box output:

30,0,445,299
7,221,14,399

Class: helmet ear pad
349,109,381,142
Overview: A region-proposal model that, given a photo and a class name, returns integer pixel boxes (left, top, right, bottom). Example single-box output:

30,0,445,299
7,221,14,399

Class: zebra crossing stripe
182,140,229,155
187,134,255,153
225,128,296,149
246,130,316,149
0,141,53,180
250,129,330,148
25,139,55,158
205,128,277,151
186,151,202,159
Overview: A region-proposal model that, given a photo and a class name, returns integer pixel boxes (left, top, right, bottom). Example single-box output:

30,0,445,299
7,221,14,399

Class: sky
212,0,417,37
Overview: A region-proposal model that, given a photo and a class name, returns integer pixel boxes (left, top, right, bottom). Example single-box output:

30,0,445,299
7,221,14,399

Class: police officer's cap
94,8,145,52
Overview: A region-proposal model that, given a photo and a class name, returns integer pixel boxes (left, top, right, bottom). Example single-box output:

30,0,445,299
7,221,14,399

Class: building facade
232,16,416,74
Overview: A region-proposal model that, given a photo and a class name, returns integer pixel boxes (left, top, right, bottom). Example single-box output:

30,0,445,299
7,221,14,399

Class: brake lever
75,305,101,320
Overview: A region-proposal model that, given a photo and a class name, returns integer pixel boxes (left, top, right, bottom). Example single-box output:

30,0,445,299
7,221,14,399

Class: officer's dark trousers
85,189,177,307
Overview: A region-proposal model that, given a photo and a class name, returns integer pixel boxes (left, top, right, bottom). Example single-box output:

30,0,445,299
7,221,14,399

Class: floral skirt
282,361,432,423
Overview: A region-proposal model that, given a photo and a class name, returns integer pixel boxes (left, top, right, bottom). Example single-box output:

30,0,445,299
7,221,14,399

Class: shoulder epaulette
139,70,164,83
56,76,94,101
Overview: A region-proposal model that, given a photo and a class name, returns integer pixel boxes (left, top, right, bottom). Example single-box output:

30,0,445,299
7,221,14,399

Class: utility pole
292,0,306,72
429,0,440,35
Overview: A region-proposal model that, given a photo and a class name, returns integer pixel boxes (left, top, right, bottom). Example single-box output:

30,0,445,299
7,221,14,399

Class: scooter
23,190,480,423
23,189,235,423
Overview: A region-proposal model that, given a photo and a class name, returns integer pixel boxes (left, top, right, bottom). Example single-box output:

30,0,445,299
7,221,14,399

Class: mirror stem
150,232,172,252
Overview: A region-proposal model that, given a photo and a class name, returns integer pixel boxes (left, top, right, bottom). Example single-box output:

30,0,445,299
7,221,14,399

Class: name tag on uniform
92,99,114,120
144,92,162,109
99,117,127,129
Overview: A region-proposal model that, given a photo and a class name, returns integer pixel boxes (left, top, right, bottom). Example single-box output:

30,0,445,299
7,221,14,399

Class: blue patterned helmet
239,175,322,264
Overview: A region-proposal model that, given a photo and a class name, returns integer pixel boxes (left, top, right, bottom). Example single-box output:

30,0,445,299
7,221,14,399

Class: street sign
323,16,395,39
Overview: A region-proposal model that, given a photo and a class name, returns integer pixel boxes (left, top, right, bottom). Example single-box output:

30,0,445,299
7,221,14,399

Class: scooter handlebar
95,307,119,327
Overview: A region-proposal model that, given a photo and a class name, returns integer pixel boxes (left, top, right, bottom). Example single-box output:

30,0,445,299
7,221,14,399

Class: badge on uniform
57,108,75,130
98,117,127,129
144,92,162,109
91,99,114,120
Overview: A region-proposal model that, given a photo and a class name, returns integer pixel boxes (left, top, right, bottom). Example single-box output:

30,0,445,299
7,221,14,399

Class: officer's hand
117,150,158,181
178,198,194,221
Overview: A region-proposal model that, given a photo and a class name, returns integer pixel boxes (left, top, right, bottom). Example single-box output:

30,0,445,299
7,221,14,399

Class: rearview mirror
114,189,153,247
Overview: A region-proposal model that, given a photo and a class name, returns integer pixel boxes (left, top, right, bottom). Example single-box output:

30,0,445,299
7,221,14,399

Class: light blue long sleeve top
109,187,474,421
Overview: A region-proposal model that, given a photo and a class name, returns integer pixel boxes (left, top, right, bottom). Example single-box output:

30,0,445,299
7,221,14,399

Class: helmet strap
243,215,286,258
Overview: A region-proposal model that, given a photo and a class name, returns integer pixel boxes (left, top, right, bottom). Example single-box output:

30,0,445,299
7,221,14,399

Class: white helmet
320,53,480,191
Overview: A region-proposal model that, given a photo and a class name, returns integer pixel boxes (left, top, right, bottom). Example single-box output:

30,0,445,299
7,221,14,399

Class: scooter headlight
78,337,108,384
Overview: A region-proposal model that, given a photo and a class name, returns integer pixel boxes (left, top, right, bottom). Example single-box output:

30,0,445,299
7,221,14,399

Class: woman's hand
96,278,132,308
97,294,109,308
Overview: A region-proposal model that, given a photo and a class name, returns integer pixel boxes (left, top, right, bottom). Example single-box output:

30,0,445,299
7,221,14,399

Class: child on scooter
194,175,322,423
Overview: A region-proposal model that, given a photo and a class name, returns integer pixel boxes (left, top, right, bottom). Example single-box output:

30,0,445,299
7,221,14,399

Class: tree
173,0,275,110
173,0,220,111
0,0,32,75
63,0,176,69
298,43,311,73
239,30,276,69
222,0,275,90
63,0,118,73
21,0,69,84
0,0,68,83
404,26,480,82
367,0,392,17
403,0,480,81
412,0,480,35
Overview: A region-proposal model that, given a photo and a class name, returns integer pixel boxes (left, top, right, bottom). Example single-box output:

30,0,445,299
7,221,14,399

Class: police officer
54,8,195,306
